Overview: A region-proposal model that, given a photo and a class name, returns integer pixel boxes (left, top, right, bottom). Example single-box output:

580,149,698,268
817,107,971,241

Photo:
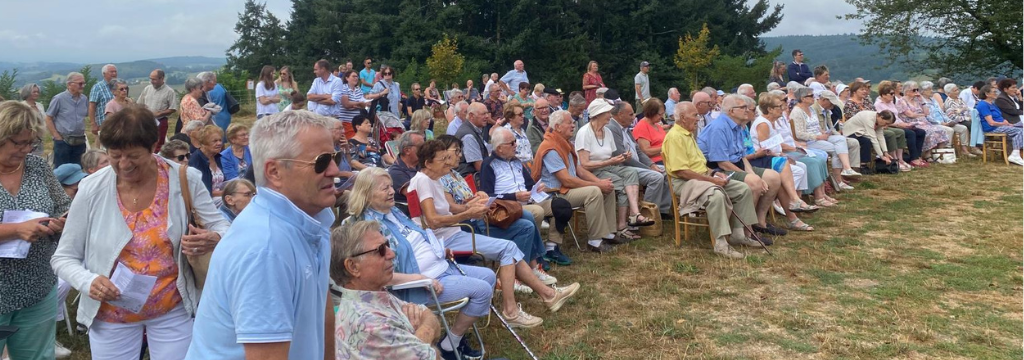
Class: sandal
788,219,814,231
616,228,641,242
814,198,835,207
627,213,655,227
788,200,819,213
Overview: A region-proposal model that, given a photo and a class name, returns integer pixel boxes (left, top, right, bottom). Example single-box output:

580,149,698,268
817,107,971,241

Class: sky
0,0,862,63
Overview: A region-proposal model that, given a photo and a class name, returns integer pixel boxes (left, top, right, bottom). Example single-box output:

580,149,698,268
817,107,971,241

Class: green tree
710,47,782,93
38,80,65,108
426,34,465,88
80,65,98,98
226,0,289,77
675,24,721,93
0,69,18,100
844,0,1023,78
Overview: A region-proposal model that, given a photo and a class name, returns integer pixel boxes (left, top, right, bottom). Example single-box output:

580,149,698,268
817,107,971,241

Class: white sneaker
533,268,557,285
1008,155,1024,166
55,341,72,358
838,182,855,191
541,220,550,230
503,303,543,328
840,168,862,177
513,280,533,294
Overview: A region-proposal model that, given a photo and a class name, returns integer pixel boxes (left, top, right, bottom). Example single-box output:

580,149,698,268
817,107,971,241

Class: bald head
693,92,712,115
514,60,524,71
675,101,699,131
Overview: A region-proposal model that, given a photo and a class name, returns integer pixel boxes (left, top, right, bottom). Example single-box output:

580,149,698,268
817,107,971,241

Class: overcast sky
0,0,862,63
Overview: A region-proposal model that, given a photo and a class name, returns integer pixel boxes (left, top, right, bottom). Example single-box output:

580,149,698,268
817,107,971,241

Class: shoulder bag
179,165,211,289
486,199,523,229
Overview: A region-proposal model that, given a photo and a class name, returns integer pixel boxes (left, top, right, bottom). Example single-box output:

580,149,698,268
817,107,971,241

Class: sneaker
537,256,551,271
840,168,862,177
544,282,581,312
533,268,558,285
838,182,855,191
55,341,72,358
513,280,533,294
587,242,614,253
713,238,745,259
437,340,461,360
541,220,550,230
1009,155,1024,166
504,303,543,328
457,337,483,359
543,246,572,266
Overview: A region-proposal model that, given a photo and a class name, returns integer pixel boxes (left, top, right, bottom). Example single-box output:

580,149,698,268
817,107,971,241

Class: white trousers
790,160,808,191
89,304,193,360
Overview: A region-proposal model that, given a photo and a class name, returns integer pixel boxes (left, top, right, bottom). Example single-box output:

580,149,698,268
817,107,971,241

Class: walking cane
728,208,772,255
446,255,541,360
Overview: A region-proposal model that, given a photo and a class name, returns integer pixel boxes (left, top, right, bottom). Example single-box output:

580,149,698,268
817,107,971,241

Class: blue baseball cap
54,164,87,186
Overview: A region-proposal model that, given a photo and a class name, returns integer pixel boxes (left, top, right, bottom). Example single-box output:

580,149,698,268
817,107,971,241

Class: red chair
406,190,480,259
464,173,478,193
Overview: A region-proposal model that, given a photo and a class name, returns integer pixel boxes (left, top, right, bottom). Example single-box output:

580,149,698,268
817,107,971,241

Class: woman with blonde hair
219,123,251,180
769,61,787,84
581,61,605,105
410,109,434,140
275,66,299,111
188,125,226,199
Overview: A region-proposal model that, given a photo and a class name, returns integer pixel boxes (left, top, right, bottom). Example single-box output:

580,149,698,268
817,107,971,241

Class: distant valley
0,56,226,89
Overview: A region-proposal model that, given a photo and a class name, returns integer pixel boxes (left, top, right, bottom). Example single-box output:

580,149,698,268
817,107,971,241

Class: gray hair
453,101,469,115
397,130,424,155
700,87,717,98
568,94,586,108
767,82,781,91
674,101,693,121
741,94,756,107
722,94,747,110
182,120,205,134
793,87,814,100
919,81,934,91
489,126,513,149
101,64,116,75
18,83,39,100
667,87,679,97
769,89,786,97
943,83,959,94
904,80,919,90
448,89,463,98
111,78,127,88
250,110,333,187
738,84,754,94
66,72,83,84
347,167,390,217
611,101,631,116
81,149,107,171
196,71,217,84
936,77,952,89
786,81,804,93
549,110,572,129
329,220,383,286
184,77,204,92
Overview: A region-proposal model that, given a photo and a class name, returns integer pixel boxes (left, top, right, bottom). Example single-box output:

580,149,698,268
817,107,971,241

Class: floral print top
96,159,181,323
335,287,437,360
439,170,474,205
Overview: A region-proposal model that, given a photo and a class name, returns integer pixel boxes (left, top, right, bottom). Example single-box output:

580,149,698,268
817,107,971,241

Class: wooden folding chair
666,176,714,247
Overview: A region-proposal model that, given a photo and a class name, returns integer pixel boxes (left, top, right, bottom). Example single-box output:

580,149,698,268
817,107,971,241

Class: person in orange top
633,98,668,164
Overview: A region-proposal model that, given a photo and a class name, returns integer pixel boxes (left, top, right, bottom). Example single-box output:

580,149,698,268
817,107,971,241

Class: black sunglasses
280,151,343,174
176,153,191,161
351,241,390,258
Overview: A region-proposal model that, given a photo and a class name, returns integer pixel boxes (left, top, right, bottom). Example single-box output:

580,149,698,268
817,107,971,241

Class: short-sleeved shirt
539,151,578,190
446,117,463,135
574,123,617,161
46,90,88,136
491,157,529,195
335,288,437,360
500,70,529,95
663,124,709,175
349,138,386,168
461,125,491,164
371,80,402,115
359,69,376,94
632,119,666,163
387,159,418,203
697,114,746,165
89,81,114,125
407,172,463,240
137,84,178,117
104,99,126,116
339,85,366,122
306,74,343,117
255,81,280,116
503,124,533,162
634,72,650,100
405,96,425,117
977,101,1005,132
179,95,209,123
185,187,332,360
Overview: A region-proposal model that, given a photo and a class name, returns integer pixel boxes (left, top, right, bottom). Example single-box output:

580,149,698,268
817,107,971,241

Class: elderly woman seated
218,178,256,223
331,220,442,359
342,167,495,358
408,138,580,328
920,81,966,154
757,91,835,207
790,87,860,188
575,99,655,241
943,84,984,156
896,81,951,161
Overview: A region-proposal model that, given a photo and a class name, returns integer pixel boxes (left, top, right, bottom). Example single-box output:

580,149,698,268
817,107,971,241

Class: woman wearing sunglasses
52,106,229,359
159,139,192,167
218,179,256,223
103,79,133,117
342,168,493,358
896,80,950,163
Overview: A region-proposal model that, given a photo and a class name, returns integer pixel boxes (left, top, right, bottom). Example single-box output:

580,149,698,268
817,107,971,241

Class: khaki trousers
555,186,617,240
671,178,758,240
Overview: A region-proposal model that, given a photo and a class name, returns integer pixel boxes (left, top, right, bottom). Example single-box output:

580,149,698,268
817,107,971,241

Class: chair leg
983,140,989,163
674,217,681,248
567,222,581,250
63,301,73,335
1002,137,1009,165
428,289,461,359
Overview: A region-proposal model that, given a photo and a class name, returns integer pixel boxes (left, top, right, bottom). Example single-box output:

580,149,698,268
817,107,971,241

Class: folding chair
406,190,483,262
389,279,486,360
666,176,714,247
568,207,584,250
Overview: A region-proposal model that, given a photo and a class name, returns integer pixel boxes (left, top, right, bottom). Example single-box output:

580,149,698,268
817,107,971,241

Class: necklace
593,124,605,147
0,162,23,175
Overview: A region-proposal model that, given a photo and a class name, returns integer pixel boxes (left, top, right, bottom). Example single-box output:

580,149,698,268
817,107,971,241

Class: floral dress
896,97,949,151
277,84,295,111
923,98,950,125
439,170,474,205
843,98,874,118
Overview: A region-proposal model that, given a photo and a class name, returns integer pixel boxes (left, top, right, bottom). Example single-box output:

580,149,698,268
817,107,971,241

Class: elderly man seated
480,127,574,266
332,221,442,359
697,94,787,238
608,101,673,216
530,110,619,253
665,102,761,259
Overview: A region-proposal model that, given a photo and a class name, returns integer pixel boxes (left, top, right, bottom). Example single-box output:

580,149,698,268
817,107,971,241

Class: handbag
486,199,523,229
225,92,240,115
931,148,957,164
178,165,212,289
874,158,900,174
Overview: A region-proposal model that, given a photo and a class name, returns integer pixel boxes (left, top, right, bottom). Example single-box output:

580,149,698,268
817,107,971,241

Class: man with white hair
186,111,339,360
665,88,681,122
498,60,528,96
692,91,714,134
609,101,673,215
737,84,755,99
531,110,618,253
88,64,117,137
197,71,232,134
454,102,491,176
46,72,90,167
445,101,469,135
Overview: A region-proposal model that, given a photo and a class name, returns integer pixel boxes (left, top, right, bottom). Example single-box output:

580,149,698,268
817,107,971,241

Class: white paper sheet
759,135,784,152
108,262,157,313
0,210,48,259
530,182,550,203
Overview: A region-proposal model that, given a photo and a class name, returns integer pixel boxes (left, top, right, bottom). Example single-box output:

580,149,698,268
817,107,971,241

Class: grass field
51,113,1022,359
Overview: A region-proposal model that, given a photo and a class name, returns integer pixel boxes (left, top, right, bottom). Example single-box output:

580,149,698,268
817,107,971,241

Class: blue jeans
52,140,86,168
470,216,544,263
0,286,56,360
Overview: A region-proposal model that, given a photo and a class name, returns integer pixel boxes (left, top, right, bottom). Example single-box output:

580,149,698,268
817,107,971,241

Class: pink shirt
632,119,666,162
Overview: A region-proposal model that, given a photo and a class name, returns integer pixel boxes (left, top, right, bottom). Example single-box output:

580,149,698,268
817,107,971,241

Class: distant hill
0,56,226,87
761,35,917,83
141,56,226,68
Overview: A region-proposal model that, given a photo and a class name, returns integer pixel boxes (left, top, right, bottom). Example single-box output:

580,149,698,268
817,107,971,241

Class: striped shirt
339,85,366,123
306,74,343,117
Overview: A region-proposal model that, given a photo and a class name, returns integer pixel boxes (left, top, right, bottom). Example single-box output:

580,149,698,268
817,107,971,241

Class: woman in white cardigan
52,106,229,360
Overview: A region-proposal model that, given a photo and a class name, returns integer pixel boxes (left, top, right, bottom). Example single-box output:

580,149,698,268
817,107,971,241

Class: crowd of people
0,50,1019,360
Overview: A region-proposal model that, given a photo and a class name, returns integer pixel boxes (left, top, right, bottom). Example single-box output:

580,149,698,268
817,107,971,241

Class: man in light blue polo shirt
306,59,343,118
498,60,528,96
186,111,340,360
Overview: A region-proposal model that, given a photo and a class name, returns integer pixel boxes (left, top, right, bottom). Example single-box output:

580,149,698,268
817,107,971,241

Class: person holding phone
52,106,229,359
0,101,72,360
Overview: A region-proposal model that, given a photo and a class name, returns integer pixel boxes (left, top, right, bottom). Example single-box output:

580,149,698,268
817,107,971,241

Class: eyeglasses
383,72,393,76
280,151,343,174
447,148,463,155
412,88,421,91
118,88,129,92
351,241,390,258
513,112,524,117
909,89,919,92
175,153,191,161
7,138,37,150
232,190,256,197
71,82,85,86
802,95,814,98
502,140,517,147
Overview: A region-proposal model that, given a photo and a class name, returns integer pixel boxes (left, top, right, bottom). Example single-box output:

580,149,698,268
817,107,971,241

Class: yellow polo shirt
663,124,709,175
